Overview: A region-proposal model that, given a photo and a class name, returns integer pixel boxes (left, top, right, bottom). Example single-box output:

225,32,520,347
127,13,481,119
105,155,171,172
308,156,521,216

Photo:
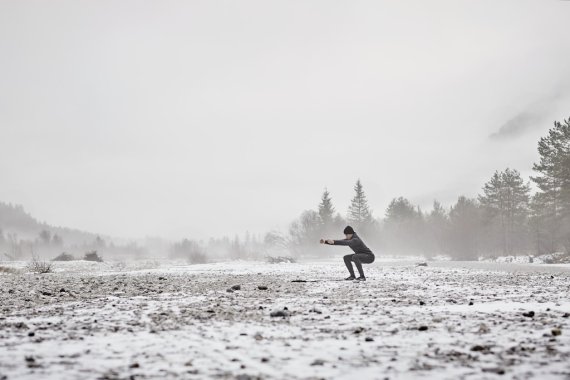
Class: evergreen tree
39,230,51,245
347,179,373,230
231,235,244,259
430,200,447,220
318,188,335,228
531,117,570,252
383,197,424,254
52,234,63,248
93,235,106,249
333,212,347,232
427,200,449,256
385,197,417,223
448,196,482,260
529,192,557,255
170,239,207,263
478,168,530,256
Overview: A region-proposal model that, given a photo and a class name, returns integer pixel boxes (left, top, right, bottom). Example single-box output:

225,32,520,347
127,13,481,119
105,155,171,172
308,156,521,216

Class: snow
1,258,569,379
479,252,570,265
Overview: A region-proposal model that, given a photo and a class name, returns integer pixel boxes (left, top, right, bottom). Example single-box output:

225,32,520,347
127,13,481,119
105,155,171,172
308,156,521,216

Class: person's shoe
355,276,366,282
344,276,356,281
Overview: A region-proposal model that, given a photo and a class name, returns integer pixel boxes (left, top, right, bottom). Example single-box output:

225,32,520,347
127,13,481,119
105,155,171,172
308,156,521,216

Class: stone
270,309,289,318
482,367,505,375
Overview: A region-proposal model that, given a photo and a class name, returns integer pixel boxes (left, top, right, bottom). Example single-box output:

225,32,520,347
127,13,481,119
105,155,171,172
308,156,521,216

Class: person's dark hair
343,226,355,235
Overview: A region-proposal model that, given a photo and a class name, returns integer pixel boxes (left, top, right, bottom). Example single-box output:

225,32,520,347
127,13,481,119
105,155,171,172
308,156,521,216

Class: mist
1,0,569,243
3,3,570,380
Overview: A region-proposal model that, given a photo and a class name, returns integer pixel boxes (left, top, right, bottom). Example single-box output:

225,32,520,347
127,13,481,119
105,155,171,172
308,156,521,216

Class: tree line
278,118,570,260
2,118,568,262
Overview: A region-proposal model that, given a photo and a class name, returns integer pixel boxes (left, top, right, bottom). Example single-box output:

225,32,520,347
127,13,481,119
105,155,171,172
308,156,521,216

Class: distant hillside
0,201,104,246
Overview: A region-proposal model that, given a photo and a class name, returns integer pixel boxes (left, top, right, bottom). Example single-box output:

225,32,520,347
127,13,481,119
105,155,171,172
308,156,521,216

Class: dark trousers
344,253,375,278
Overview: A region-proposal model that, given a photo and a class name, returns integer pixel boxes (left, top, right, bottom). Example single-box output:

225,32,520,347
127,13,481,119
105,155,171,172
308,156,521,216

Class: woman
320,225,375,281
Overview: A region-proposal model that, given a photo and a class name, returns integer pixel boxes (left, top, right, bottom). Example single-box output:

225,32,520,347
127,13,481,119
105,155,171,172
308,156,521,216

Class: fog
2,5,570,378
1,0,570,241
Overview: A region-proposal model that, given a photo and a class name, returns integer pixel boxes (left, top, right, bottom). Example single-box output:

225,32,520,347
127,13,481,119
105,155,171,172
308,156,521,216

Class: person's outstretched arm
320,238,349,246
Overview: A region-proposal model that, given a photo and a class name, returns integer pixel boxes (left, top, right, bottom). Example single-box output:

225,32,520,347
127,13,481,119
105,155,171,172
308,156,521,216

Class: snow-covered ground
1,258,569,380
479,252,570,265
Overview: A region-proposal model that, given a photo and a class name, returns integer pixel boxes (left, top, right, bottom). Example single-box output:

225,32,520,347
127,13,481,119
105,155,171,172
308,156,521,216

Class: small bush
84,251,103,262
52,252,75,261
26,255,53,274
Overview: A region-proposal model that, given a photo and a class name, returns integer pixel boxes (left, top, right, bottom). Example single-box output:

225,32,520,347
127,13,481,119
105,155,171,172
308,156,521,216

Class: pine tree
385,197,417,223
318,188,335,227
478,168,530,256
448,196,481,260
529,192,557,255
427,200,449,255
52,234,63,247
383,197,423,254
39,230,51,245
333,213,346,231
430,200,447,220
347,179,373,229
231,235,243,259
531,117,570,252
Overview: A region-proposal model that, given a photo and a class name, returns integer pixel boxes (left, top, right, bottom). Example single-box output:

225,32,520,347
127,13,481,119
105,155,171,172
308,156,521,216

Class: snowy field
1,258,570,380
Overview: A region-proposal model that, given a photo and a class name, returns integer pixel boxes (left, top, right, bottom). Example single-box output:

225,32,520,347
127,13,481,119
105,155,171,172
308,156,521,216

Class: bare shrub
265,255,296,264
26,254,53,274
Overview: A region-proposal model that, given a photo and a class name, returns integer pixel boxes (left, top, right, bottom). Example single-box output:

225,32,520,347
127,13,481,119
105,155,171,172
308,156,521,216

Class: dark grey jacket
327,232,374,255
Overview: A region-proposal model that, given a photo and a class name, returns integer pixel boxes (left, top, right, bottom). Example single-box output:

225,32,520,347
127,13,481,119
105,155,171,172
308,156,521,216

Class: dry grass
0,266,19,274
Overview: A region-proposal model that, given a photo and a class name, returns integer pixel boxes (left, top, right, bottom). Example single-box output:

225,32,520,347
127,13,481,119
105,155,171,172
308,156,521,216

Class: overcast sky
1,0,569,240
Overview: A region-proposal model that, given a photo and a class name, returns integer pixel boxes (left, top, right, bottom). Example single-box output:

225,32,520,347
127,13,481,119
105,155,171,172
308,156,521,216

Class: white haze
0,0,569,240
